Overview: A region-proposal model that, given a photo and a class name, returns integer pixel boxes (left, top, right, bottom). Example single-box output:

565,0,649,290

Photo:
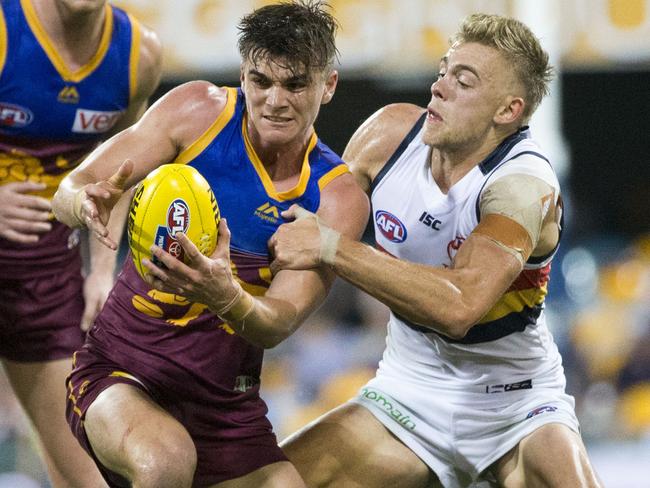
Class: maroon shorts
66,347,288,487
0,259,85,361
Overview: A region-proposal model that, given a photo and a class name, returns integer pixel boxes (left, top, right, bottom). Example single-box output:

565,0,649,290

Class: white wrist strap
72,189,86,227
319,223,340,265
292,206,340,266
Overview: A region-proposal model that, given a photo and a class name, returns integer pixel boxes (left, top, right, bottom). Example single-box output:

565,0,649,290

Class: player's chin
61,0,106,13
421,126,444,147
259,128,298,147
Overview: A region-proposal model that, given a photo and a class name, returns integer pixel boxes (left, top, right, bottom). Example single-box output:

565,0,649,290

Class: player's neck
258,145,307,192
30,0,107,69
430,131,503,193
247,129,313,190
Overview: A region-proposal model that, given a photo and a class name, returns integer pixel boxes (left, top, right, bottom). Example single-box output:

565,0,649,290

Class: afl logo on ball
375,210,407,243
167,199,190,237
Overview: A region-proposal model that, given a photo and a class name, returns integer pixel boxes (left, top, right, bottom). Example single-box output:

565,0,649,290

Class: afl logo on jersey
375,210,408,243
167,199,190,237
0,103,33,127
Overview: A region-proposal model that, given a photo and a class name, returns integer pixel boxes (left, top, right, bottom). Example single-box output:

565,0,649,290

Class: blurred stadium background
1,0,649,486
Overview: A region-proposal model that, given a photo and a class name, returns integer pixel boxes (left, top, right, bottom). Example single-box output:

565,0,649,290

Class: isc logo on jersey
375,210,407,243
128,164,220,280
72,108,123,133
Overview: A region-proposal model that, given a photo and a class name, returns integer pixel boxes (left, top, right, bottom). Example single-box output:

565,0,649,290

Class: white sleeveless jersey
371,115,566,395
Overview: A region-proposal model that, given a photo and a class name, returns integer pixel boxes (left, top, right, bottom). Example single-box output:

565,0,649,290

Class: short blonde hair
451,13,553,120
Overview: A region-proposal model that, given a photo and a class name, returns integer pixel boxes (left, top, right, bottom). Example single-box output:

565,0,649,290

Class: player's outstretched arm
271,202,525,340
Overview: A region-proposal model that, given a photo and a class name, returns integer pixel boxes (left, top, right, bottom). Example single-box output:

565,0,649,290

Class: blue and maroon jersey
0,0,142,277
88,87,348,412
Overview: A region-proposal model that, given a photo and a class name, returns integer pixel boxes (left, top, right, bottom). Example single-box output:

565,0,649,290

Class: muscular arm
331,171,559,338
52,81,228,237
54,81,227,328
324,231,522,338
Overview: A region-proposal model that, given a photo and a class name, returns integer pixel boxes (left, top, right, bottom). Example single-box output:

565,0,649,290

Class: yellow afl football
127,164,220,279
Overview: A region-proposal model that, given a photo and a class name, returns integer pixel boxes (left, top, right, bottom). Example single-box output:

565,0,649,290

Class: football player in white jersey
270,13,602,488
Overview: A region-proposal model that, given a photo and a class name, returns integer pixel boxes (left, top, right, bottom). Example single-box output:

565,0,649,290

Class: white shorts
350,376,579,488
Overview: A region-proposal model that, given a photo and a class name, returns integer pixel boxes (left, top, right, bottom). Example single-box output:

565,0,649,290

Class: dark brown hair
237,1,339,74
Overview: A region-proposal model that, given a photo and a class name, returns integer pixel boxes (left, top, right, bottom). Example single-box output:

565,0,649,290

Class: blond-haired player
271,13,603,488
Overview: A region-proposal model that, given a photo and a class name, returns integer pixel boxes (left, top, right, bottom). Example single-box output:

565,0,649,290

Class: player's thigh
3,358,106,484
281,402,436,488
84,383,196,480
209,461,305,488
491,422,602,488
3,358,86,450
4,358,74,439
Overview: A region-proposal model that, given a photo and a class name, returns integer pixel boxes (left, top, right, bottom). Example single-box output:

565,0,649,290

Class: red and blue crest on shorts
526,404,558,419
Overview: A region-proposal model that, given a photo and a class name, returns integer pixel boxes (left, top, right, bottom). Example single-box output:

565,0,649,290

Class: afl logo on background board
0,103,33,127
375,210,407,243
167,199,190,237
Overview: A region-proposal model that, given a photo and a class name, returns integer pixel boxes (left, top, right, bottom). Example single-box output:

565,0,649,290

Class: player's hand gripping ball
128,164,220,280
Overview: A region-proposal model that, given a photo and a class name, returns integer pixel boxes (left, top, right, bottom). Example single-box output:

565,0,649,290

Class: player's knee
130,436,197,488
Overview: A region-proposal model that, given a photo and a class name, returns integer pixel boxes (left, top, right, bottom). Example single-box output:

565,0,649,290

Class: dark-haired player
52,1,368,487
0,0,161,486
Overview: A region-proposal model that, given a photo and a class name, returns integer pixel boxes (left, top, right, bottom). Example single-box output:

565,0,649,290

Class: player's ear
494,95,525,125
321,69,338,105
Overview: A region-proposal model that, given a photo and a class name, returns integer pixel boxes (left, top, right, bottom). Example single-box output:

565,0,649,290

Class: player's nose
266,85,287,107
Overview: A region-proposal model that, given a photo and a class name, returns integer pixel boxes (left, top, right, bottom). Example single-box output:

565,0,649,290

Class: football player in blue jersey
0,0,162,486
52,1,368,487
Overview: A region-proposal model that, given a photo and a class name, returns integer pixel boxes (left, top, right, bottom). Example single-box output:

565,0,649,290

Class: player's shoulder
148,81,230,148
355,103,425,147
318,170,370,240
157,81,228,118
343,103,426,190
128,17,163,100
137,21,163,72
491,149,560,190
376,103,426,125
